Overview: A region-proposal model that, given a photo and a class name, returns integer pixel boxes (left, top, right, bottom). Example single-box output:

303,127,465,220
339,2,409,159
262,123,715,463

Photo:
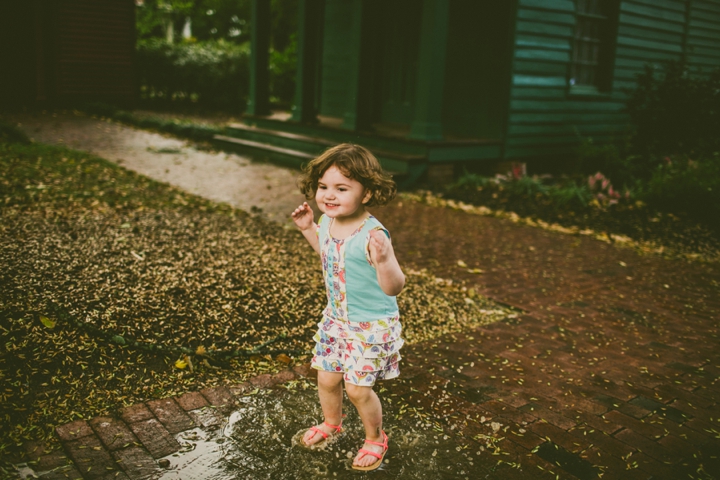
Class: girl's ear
362,189,373,205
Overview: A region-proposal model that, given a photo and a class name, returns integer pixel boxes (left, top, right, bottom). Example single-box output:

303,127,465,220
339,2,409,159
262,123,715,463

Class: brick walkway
21,200,720,479
380,201,720,479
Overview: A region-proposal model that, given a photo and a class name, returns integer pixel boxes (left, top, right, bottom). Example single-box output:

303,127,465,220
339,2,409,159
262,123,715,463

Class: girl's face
316,165,371,221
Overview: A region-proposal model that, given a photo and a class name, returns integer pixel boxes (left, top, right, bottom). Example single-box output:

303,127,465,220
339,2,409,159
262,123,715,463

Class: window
570,0,618,93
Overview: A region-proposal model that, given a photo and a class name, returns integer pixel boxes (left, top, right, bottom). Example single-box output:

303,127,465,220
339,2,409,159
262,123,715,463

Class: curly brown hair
298,143,397,207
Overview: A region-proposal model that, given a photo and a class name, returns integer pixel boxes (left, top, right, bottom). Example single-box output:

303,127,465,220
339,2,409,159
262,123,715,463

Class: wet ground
155,387,480,480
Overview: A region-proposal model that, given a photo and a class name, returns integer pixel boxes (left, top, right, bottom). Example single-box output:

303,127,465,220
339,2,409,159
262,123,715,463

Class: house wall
54,0,136,105
504,0,720,161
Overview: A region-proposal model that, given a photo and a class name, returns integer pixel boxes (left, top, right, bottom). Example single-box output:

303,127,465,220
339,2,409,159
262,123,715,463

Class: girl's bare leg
345,383,384,468
303,371,344,445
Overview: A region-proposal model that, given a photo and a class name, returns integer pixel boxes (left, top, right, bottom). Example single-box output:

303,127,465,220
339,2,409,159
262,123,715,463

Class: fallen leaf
39,316,55,329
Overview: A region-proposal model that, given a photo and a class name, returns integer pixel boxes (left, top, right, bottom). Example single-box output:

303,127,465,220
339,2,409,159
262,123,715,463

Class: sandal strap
308,425,330,439
357,448,382,460
322,421,342,432
363,431,388,448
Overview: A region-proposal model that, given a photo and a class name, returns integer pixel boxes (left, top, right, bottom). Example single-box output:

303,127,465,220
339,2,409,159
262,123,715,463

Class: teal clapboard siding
687,1,720,73
504,0,720,160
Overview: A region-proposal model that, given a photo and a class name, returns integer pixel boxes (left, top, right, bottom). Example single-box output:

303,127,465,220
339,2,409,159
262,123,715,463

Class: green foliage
502,175,549,197
639,155,720,226
448,172,493,190
136,0,250,43
547,181,593,209
576,137,645,186
626,61,720,158
136,39,250,110
269,34,298,106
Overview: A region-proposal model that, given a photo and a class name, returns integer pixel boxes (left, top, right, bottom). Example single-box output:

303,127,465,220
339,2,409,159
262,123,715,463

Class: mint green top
317,214,399,323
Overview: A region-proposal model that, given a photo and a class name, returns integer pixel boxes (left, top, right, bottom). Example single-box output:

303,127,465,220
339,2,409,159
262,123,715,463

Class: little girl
291,143,405,471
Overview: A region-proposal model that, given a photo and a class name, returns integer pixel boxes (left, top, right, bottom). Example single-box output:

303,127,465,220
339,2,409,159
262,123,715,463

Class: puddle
156,384,489,479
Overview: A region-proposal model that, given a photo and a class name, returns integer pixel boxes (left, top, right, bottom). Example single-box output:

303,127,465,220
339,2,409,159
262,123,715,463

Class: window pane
572,0,613,88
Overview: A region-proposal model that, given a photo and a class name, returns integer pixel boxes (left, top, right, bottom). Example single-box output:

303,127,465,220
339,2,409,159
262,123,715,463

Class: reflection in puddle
157,383,487,479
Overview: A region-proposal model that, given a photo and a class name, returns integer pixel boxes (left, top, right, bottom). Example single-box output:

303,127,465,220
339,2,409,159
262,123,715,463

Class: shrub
639,154,720,227
626,61,720,158
547,181,593,209
136,39,250,110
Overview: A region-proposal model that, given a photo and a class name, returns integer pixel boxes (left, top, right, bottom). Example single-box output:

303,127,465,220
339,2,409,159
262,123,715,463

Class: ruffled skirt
310,314,404,386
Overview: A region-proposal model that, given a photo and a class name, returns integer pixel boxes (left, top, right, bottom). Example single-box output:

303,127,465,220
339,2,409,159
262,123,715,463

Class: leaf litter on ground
0,140,515,471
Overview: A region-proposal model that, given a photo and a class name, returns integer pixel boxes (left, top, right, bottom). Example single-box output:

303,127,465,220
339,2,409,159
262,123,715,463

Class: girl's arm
291,202,320,254
368,229,405,296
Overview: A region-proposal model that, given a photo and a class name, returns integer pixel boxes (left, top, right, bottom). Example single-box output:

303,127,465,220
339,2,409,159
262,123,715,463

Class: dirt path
3,110,307,225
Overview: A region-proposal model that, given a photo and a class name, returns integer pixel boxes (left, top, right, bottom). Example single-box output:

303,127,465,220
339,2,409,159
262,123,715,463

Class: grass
0,137,512,473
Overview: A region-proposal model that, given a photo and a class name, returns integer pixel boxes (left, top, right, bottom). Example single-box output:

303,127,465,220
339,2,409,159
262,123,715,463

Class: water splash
156,385,492,479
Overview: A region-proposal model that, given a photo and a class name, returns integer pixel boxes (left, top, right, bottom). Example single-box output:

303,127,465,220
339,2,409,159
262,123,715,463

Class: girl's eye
318,185,326,190
339,188,347,192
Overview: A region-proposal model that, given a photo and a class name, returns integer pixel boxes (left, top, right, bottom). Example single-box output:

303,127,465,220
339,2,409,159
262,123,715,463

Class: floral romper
310,214,404,386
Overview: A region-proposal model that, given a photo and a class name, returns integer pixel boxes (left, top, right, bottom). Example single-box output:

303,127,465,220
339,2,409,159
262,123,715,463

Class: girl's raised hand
291,202,314,231
368,229,393,265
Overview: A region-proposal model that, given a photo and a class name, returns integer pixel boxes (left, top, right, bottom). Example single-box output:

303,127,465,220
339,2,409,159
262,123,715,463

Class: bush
137,39,250,110
626,61,720,158
269,34,298,107
639,154,720,227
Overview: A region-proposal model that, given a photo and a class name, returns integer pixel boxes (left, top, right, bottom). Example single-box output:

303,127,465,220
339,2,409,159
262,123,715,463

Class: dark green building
215,0,720,182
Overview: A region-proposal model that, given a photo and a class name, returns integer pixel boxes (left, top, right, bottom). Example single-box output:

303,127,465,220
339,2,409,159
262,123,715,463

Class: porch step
222,122,427,165
212,135,315,168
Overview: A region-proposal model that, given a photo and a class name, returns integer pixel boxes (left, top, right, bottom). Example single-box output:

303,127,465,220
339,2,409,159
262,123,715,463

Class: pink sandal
302,420,343,448
352,430,388,471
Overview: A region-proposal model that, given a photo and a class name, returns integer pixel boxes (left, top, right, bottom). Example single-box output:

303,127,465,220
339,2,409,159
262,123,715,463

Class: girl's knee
317,371,344,389
345,382,372,401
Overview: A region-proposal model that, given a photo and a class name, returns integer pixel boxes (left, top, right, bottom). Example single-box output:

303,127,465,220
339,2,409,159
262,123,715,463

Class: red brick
118,403,154,424
24,443,69,472
228,382,252,396
602,410,666,440
249,373,273,388
529,421,592,454
89,416,138,451
270,369,296,386
56,420,94,442
613,429,678,463
519,402,578,431
479,400,536,425
200,386,234,406
188,408,223,428
146,398,196,434
127,418,179,459
111,446,156,479
292,364,313,377
62,434,117,480
175,391,209,411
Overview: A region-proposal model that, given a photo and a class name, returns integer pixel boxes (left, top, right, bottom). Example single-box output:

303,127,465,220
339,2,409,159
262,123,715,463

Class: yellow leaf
457,260,468,268
40,316,55,329
195,346,206,356
174,359,188,369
